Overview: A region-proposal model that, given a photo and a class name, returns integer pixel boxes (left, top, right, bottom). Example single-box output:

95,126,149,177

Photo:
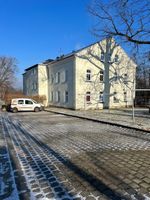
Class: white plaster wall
48,56,75,109
23,67,38,96
75,39,136,110
38,64,49,106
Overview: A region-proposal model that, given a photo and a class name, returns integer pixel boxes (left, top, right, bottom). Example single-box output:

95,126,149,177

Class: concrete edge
45,109,150,133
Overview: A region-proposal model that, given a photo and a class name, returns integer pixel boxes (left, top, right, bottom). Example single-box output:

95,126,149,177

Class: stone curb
45,109,150,133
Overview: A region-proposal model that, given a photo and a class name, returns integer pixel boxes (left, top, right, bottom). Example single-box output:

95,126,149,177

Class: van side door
17,99,25,111
24,100,34,111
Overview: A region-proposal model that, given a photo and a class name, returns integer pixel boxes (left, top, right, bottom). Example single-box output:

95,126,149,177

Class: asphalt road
1,111,150,200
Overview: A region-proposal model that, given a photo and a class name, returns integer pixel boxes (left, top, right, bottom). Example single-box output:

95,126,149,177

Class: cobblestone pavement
1,111,150,200
45,107,150,131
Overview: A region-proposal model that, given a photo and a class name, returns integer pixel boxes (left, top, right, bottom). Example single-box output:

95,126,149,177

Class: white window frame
61,70,67,83
86,91,91,103
64,91,68,103
124,73,128,83
113,91,119,103
55,91,60,102
100,70,104,82
55,72,60,83
86,70,91,82
114,54,119,63
99,92,104,103
114,72,118,82
124,91,127,102
100,51,105,61
108,53,112,63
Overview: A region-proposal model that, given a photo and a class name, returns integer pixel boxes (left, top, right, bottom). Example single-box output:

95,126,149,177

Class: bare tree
89,0,150,45
0,56,17,99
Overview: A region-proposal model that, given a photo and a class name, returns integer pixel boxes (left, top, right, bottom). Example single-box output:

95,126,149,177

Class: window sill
86,102,92,104
85,80,92,82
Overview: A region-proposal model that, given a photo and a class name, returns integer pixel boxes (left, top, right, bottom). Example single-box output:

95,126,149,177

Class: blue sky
0,0,96,88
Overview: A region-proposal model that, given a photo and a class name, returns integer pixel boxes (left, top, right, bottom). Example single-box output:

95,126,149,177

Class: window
32,83,34,90
99,92,103,103
113,92,119,103
124,73,128,83
61,70,67,83
34,83,37,90
33,68,36,74
124,92,127,102
64,91,68,103
114,72,118,81
114,54,119,63
55,91,60,102
100,51,105,61
50,91,53,102
55,72,60,83
86,91,91,102
51,75,54,84
108,53,112,62
18,100,24,104
86,70,91,81
100,70,104,82
25,100,33,105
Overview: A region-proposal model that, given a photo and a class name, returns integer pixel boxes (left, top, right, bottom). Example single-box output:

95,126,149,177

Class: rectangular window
100,70,104,82
25,100,33,105
114,54,119,63
61,70,67,83
124,92,127,102
99,92,103,103
108,53,112,62
33,68,36,74
34,83,37,90
55,91,60,102
86,70,91,81
100,51,105,61
18,100,24,104
64,91,68,103
55,72,60,83
114,72,118,81
124,73,128,83
86,91,91,102
50,91,53,102
113,92,119,103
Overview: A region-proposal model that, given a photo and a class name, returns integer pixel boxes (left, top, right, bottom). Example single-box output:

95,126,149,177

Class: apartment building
23,38,136,109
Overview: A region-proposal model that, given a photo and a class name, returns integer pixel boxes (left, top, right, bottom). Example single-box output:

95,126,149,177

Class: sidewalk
45,107,150,132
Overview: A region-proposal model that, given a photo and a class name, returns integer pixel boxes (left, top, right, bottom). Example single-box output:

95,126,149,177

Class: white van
10,98,44,113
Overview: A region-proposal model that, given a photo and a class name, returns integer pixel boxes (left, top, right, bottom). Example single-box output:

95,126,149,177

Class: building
23,38,136,109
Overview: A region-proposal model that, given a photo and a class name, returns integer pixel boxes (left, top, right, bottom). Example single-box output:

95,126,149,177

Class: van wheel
12,107,18,113
34,107,40,112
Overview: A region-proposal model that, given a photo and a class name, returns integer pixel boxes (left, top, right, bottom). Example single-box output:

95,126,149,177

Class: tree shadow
5,117,146,200
76,38,136,110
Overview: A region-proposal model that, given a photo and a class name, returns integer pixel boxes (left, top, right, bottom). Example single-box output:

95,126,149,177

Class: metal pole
132,75,135,122
132,88,135,122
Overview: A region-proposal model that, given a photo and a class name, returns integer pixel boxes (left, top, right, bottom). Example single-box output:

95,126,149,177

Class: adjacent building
23,38,136,109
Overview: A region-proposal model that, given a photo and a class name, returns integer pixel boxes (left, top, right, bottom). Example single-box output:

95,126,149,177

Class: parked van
10,98,44,113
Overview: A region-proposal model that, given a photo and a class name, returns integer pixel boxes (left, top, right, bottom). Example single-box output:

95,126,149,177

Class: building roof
25,64,39,71
23,38,136,73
